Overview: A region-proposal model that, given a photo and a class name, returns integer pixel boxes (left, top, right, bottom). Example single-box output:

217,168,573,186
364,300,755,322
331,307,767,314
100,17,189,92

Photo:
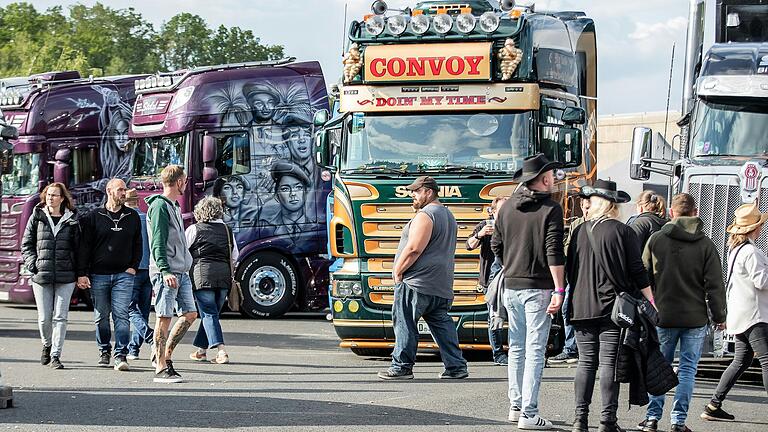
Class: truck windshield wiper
417,165,491,175
695,153,743,157
342,165,406,176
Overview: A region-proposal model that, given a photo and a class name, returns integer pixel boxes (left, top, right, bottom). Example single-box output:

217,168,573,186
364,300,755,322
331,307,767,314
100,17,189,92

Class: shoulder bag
224,224,243,312
585,220,639,328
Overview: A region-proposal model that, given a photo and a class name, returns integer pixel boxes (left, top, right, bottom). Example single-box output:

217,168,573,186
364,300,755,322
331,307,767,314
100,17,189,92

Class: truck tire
238,251,298,318
350,348,392,358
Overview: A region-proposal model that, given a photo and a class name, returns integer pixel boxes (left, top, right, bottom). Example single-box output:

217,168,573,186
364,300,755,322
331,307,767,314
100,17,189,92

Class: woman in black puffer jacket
21,182,81,370
626,190,668,250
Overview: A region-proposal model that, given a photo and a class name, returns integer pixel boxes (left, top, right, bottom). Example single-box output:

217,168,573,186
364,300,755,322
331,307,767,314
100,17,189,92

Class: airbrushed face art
206,78,326,248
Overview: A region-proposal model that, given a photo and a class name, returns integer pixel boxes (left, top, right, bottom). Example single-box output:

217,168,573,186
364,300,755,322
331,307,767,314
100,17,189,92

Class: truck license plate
417,320,431,335
0,291,8,301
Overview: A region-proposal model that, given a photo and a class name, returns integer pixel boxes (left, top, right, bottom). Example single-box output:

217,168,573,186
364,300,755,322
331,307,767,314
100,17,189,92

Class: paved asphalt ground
0,304,765,431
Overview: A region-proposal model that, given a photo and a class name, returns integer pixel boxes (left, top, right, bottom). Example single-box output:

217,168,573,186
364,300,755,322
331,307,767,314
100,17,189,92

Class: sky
0,0,723,115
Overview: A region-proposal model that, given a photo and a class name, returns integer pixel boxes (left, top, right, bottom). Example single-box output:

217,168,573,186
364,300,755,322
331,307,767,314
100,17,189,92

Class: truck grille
688,176,768,277
0,213,19,250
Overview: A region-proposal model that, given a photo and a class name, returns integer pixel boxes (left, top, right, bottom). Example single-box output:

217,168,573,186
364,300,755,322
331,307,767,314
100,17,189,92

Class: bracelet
554,287,566,294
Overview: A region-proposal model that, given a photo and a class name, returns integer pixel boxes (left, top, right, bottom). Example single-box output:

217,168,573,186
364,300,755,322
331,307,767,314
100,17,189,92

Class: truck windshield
131,134,187,178
692,100,768,157
1,152,40,196
342,112,532,175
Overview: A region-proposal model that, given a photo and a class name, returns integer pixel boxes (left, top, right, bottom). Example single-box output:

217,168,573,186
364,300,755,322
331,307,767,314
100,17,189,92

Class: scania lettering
316,0,598,356
128,59,331,318
0,71,147,305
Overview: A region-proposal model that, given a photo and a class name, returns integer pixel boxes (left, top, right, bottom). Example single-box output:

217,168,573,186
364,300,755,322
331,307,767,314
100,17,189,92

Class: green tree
158,13,211,70
208,25,285,65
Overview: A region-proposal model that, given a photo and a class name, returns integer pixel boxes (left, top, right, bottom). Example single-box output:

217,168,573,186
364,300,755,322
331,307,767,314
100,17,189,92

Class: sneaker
377,368,414,380
572,418,589,432
126,353,139,361
549,351,579,364
494,354,509,366
41,346,51,365
211,351,230,364
518,414,554,430
438,369,469,379
670,425,692,432
49,356,64,369
98,351,111,367
700,403,735,421
508,407,522,422
639,419,658,432
154,360,182,383
114,357,130,371
189,351,208,362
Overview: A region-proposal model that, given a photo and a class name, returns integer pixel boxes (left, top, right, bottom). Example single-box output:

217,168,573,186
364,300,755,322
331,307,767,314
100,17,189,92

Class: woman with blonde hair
701,202,768,421
627,190,668,250
21,182,81,369
185,196,239,364
566,180,656,432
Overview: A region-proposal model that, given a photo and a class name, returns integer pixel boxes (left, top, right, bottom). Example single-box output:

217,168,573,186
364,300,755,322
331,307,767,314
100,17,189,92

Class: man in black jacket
639,194,726,432
78,178,143,372
491,154,564,430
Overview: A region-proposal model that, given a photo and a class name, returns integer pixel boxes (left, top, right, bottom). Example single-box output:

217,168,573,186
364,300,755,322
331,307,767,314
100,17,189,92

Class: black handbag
585,220,638,328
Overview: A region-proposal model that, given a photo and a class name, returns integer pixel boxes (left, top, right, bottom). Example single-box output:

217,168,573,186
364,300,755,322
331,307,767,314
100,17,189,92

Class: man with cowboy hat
491,153,565,429
638,193,726,432
378,175,468,381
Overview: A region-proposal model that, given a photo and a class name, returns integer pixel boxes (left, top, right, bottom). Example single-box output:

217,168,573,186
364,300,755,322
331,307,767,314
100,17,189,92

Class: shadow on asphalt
3,389,509,428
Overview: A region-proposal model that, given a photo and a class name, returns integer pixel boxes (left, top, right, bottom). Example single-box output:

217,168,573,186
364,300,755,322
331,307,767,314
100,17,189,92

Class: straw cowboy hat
579,179,631,204
726,202,768,235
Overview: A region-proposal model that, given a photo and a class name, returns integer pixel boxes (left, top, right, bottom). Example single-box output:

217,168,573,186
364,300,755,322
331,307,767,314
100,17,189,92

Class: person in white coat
701,202,768,422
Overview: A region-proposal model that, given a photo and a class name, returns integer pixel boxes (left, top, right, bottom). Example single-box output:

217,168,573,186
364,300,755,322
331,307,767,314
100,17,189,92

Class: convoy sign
364,42,492,83
339,83,540,113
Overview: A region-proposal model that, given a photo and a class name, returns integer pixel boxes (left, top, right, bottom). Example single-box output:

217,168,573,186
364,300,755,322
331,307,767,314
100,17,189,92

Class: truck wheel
350,348,392,358
238,251,298,318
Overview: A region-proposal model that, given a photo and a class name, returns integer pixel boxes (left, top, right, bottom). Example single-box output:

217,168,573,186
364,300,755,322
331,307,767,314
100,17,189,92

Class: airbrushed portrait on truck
317,0,597,357
128,60,332,318
0,71,147,306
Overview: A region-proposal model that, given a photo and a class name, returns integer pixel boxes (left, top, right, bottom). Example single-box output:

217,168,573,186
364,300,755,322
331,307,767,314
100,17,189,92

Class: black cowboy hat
513,153,563,184
579,179,631,203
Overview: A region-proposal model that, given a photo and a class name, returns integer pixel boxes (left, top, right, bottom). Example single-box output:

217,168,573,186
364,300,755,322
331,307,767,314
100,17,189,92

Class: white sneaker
126,354,139,361
508,407,521,422
517,414,554,430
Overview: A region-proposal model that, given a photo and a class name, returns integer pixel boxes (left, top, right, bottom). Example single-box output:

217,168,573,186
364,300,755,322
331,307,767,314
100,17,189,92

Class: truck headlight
433,14,453,34
365,15,386,36
410,14,430,34
387,15,408,35
479,12,500,33
334,280,363,297
456,13,476,33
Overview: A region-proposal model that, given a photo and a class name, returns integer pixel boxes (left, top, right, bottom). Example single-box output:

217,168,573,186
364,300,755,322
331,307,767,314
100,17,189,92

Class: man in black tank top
378,176,468,381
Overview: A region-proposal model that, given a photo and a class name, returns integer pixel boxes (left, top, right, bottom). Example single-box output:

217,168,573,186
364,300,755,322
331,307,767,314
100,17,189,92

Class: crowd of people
382,153,768,432
18,155,768,428
22,165,237,383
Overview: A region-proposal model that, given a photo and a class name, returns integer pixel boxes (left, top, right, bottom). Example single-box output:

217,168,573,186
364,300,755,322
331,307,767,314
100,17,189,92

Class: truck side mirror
315,130,329,166
203,167,218,182
313,109,329,127
0,124,18,140
0,140,12,175
558,127,582,168
202,135,217,165
53,148,71,185
562,107,586,125
630,127,652,181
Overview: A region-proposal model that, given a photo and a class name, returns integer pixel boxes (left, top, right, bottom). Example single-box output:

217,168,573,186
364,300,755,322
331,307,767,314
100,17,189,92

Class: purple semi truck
0,71,147,304
128,59,332,318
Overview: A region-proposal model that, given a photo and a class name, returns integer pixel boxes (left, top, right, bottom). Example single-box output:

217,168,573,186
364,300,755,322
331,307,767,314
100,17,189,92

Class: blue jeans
193,289,228,349
503,288,553,417
646,325,707,425
128,270,154,356
90,272,135,358
487,302,506,361
391,282,467,373
562,286,577,355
